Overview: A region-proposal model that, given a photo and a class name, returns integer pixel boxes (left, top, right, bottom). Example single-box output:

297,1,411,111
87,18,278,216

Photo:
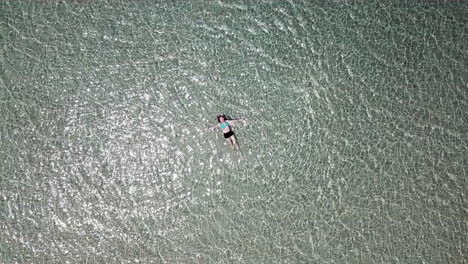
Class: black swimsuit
223,130,234,138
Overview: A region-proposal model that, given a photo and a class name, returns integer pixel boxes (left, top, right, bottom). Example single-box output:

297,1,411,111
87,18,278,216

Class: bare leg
230,135,239,150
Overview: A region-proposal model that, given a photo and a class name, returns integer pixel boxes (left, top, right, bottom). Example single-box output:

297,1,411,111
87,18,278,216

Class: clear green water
1,1,467,263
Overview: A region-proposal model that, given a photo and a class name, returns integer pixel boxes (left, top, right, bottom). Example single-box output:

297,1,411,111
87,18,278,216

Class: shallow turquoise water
1,1,467,263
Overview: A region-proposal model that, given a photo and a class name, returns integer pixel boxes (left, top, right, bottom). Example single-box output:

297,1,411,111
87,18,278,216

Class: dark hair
217,114,226,123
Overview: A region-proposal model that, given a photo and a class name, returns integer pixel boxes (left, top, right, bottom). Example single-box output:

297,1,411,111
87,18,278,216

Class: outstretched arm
204,124,219,131
228,118,244,124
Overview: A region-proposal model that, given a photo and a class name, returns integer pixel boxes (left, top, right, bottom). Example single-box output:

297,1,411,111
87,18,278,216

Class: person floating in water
205,114,243,150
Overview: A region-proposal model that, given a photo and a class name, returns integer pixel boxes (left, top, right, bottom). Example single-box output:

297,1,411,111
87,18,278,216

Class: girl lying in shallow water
205,114,244,150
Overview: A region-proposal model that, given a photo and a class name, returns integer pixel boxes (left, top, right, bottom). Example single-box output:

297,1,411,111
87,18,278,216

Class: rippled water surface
1,1,467,263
